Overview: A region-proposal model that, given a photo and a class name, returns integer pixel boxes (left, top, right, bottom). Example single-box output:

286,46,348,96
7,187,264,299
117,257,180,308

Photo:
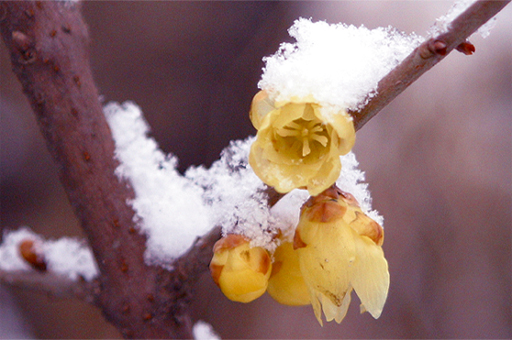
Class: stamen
277,128,300,137
302,139,311,157
312,135,328,147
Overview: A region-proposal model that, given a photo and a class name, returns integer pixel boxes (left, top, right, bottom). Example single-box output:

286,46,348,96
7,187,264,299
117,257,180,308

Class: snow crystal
430,0,497,38
186,138,277,250
0,227,98,281
259,18,423,111
187,137,382,250
337,152,384,226
193,320,220,340
104,102,212,266
44,238,98,281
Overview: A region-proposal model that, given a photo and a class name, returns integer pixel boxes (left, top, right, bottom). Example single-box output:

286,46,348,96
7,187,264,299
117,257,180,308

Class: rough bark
0,1,216,338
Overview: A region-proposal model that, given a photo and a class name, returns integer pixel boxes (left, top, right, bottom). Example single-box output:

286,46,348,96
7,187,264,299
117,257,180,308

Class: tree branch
0,270,99,304
350,0,511,130
0,1,204,338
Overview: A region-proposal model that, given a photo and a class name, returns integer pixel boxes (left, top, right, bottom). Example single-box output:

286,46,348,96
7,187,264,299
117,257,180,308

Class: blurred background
1,1,511,338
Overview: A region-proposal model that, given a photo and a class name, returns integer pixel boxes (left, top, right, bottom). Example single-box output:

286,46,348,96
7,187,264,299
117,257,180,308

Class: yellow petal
249,90,275,130
295,204,356,324
267,242,311,306
294,188,389,324
349,233,389,319
210,235,272,303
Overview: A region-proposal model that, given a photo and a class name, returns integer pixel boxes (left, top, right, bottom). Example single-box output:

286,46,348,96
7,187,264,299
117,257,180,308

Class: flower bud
210,234,272,303
294,186,389,325
19,239,47,271
267,242,310,306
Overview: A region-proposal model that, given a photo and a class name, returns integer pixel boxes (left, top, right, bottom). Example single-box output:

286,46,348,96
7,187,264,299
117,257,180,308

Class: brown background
1,1,511,338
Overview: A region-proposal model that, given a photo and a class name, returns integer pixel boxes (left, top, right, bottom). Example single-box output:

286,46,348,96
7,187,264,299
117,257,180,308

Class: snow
193,320,221,340
192,320,220,340
430,0,497,38
188,138,382,251
186,138,277,250
104,102,212,266
0,227,98,281
259,18,423,112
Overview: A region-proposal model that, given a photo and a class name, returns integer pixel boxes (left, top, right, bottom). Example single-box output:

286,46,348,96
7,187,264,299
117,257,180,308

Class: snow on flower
259,17,423,111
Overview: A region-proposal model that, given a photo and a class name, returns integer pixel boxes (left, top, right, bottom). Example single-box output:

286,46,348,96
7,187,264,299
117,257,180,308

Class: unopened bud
267,242,310,306
19,239,46,271
210,234,272,303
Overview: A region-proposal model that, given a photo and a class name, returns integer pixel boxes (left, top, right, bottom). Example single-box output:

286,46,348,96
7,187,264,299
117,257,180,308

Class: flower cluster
210,185,389,325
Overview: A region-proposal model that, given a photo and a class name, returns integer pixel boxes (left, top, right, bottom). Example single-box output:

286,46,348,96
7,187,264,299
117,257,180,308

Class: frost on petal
337,152,384,226
349,234,390,319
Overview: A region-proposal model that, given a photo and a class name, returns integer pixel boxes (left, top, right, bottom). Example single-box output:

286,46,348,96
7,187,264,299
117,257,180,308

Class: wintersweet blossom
294,186,389,325
210,234,272,303
267,241,310,306
249,90,355,196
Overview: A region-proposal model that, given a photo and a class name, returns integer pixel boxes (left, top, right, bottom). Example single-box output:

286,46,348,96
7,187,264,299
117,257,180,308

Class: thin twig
350,0,510,130
0,270,99,305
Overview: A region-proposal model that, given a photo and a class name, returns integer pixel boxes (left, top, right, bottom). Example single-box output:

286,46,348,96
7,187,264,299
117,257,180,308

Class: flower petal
249,90,275,130
349,233,389,319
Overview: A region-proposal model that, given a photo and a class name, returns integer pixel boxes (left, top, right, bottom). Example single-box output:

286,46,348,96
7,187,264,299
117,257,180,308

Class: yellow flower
267,242,311,306
249,90,356,196
294,186,389,325
210,234,272,303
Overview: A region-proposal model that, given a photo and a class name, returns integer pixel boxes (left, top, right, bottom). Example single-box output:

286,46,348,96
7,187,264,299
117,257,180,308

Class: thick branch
350,0,510,130
0,2,193,338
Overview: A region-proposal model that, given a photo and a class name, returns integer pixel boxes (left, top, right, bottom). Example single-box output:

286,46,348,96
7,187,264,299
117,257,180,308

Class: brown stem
350,0,510,130
0,270,99,304
0,1,199,338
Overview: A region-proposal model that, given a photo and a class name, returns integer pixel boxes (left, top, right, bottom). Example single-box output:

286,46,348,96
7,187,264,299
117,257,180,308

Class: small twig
350,0,510,130
0,270,99,305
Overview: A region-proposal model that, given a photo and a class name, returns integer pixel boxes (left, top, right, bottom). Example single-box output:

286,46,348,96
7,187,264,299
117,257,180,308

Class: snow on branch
0,227,98,281
350,0,510,129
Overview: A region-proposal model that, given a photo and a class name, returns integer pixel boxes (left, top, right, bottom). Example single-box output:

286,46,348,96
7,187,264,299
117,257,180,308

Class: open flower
267,241,311,306
210,234,272,303
293,186,389,325
249,90,355,196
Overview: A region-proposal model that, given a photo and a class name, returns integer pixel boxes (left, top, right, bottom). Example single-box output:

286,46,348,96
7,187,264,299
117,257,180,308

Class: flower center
276,118,329,158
